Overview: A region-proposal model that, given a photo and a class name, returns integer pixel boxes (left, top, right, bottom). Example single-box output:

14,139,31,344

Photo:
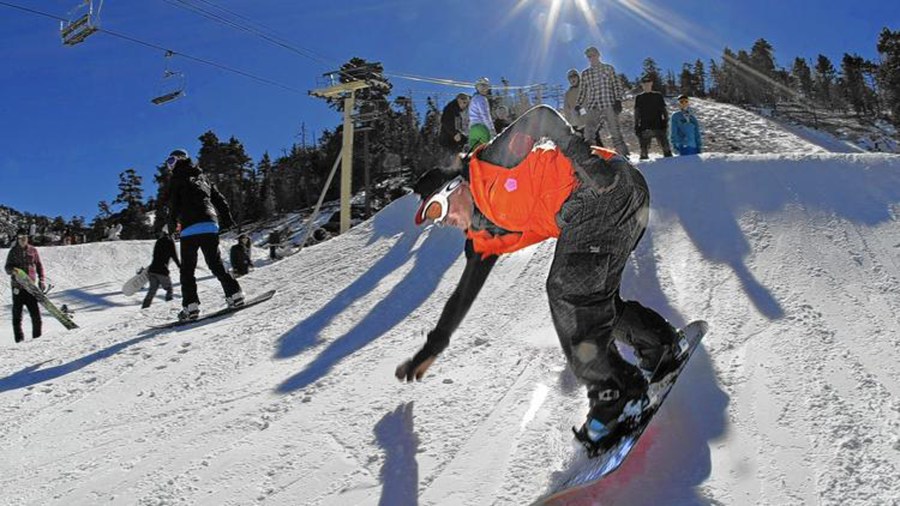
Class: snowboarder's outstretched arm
395,239,498,382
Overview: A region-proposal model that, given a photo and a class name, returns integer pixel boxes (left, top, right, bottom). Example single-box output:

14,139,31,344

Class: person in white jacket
468,77,495,149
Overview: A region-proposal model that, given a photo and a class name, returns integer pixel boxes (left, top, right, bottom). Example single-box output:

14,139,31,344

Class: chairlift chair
60,0,102,46
151,52,186,105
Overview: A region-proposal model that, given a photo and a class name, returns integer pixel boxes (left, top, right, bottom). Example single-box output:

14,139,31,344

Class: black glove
395,329,450,382
613,100,622,114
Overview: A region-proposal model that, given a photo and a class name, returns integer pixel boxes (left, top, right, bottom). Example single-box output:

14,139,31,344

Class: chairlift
60,0,102,46
151,51,186,105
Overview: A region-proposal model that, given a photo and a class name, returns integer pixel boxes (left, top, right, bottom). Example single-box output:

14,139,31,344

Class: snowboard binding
572,394,649,458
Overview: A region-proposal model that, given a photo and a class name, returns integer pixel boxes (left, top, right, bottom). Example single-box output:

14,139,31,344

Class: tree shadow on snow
274,197,463,393
375,402,420,506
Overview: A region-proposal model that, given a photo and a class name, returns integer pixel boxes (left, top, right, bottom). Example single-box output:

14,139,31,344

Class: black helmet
15,227,28,236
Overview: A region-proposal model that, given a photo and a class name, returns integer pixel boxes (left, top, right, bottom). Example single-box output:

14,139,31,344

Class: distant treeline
8,28,898,244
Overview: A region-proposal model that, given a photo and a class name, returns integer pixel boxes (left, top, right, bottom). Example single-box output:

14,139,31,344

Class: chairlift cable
0,2,306,95
165,0,545,91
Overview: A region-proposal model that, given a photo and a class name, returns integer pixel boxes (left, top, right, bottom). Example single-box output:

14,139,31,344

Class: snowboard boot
573,378,649,457
642,329,691,384
226,291,245,308
178,302,200,321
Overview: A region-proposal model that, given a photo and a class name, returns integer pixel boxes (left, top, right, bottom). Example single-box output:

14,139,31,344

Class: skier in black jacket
165,149,244,320
633,77,673,160
142,228,181,309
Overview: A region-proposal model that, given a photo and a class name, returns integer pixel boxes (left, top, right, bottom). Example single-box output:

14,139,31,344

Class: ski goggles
166,153,188,169
415,176,463,226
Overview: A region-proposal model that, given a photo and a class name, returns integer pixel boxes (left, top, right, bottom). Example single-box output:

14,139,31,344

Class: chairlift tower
309,79,371,234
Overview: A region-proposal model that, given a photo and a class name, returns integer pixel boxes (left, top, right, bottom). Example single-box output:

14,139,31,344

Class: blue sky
1,0,893,220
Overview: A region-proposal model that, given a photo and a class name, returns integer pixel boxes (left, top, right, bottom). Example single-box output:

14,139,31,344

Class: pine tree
814,54,837,110
876,27,900,125
152,163,172,233
708,59,722,99
665,70,677,96
257,153,277,220
113,168,151,239
692,59,706,97
749,38,777,106
840,53,874,116
641,57,664,92
679,63,696,96
791,57,815,100
418,97,442,176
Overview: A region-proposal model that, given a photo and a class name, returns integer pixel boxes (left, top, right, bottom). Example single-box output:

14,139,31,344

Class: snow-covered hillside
2,116,900,505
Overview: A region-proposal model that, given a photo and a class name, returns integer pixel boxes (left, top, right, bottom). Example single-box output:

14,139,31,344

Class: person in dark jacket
230,234,253,277
268,228,283,260
633,77,673,160
4,228,44,342
395,106,689,454
142,228,181,309
165,148,244,320
439,94,470,162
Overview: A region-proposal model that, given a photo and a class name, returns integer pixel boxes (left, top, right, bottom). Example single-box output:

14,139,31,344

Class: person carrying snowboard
142,227,181,309
4,227,44,342
230,233,253,277
395,105,687,453
165,148,244,321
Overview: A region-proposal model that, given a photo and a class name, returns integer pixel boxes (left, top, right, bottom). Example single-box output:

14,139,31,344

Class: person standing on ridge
670,95,703,156
395,105,688,453
563,68,586,137
4,228,44,342
634,76,673,160
165,148,244,321
142,227,180,309
468,77,496,149
439,93,470,163
576,46,629,156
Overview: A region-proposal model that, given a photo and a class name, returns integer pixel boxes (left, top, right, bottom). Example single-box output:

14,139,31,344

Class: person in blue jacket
670,95,702,156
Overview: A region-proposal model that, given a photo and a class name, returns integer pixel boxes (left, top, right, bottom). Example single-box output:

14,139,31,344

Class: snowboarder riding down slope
395,105,687,453
165,148,244,321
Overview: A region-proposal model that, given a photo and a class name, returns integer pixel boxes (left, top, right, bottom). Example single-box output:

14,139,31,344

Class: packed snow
2,102,900,505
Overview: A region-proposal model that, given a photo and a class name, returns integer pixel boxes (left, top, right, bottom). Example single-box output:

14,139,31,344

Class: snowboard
150,289,276,330
532,320,709,505
122,267,149,296
11,268,79,330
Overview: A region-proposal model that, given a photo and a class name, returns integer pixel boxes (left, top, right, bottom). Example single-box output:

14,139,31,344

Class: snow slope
2,120,900,505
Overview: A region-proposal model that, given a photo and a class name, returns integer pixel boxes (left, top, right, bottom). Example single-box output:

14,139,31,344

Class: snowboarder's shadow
374,402,419,506
274,196,463,393
0,334,156,393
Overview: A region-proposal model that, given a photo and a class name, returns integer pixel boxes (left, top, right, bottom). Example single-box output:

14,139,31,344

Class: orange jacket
466,145,618,257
